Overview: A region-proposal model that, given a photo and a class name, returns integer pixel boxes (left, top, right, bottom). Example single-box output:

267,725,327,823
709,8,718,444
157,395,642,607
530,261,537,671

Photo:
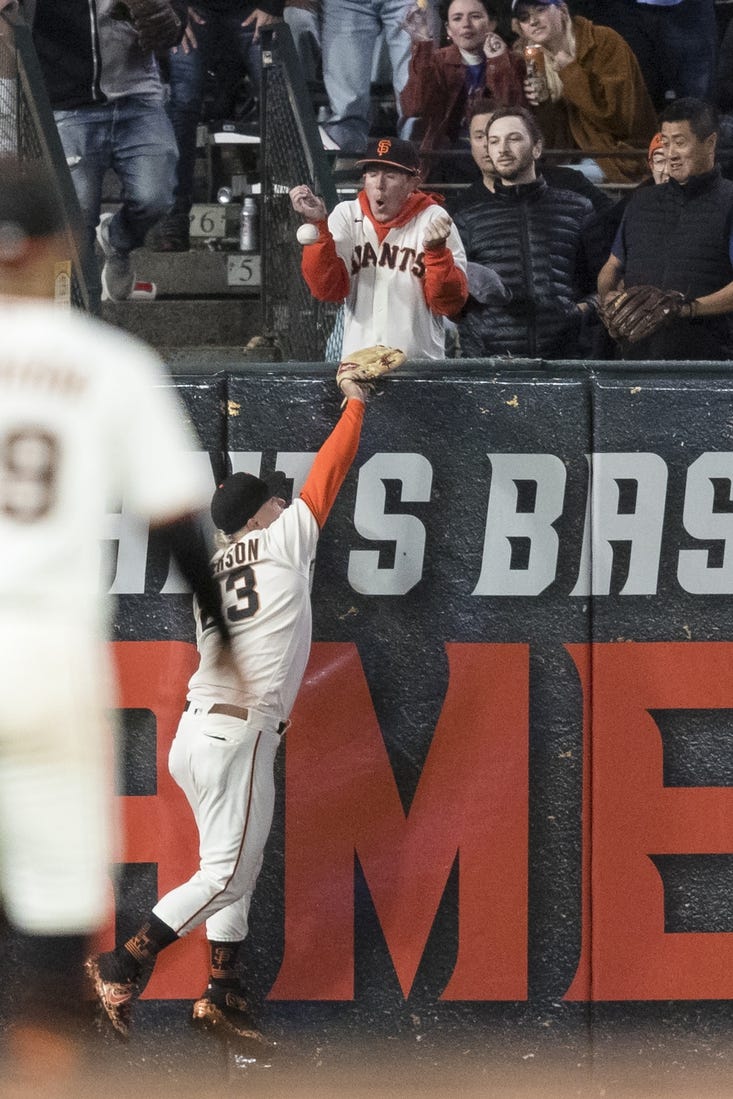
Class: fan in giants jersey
289,136,468,359
86,366,371,1046
0,157,228,1087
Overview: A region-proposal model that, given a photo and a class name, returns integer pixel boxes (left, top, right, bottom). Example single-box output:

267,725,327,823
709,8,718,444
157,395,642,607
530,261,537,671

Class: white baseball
296,223,319,245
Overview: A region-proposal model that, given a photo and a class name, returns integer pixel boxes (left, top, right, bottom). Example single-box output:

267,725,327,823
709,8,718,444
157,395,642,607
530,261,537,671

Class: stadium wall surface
105,361,733,1052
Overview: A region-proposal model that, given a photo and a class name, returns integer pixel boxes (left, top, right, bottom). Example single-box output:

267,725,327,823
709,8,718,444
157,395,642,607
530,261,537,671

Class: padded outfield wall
100,360,733,1071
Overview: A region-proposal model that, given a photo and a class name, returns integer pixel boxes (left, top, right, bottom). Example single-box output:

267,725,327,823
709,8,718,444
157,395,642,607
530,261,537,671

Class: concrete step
100,295,263,349
95,201,265,348
129,245,261,299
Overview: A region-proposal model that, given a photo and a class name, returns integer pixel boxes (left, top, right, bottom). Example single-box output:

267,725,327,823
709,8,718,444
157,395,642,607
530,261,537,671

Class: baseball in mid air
296,223,319,245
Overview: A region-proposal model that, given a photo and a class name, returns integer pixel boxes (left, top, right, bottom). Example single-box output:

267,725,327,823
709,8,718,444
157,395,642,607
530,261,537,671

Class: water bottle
239,196,259,253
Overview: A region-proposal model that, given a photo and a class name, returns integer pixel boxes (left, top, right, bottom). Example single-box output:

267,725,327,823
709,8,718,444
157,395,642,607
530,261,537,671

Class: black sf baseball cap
211,471,289,534
0,157,67,259
355,138,420,175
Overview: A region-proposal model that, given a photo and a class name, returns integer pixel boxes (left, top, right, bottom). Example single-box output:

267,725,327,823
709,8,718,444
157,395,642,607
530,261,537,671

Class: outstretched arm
300,385,366,528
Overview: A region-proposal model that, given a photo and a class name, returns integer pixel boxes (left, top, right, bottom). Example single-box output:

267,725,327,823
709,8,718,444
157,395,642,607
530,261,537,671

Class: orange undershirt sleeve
300,220,351,302
300,399,365,527
422,245,468,316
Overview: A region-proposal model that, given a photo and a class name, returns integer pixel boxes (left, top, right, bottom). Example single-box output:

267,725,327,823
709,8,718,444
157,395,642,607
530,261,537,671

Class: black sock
208,939,244,987
107,914,178,982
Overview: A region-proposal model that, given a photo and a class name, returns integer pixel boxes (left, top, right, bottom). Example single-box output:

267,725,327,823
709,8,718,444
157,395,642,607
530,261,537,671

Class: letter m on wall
269,643,529,1001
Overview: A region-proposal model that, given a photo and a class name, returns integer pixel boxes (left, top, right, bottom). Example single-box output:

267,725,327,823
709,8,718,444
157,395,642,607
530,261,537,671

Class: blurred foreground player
85,350,397,1047
0,157,228,1085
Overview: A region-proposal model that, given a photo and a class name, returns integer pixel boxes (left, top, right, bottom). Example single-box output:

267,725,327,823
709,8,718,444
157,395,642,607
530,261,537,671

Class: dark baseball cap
0,156,67,257
512,0,561,10
355,138,420,175
211,471,289,534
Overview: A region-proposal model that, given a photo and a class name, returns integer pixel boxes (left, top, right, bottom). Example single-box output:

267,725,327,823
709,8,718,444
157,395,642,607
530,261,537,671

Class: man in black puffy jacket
453,106,595,360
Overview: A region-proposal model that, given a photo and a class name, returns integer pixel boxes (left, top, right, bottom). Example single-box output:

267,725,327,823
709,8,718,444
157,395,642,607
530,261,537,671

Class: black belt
184,700,287,734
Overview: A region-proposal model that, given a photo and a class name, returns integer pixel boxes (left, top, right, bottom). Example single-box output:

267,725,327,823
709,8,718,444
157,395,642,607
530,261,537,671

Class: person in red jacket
400,0,526,181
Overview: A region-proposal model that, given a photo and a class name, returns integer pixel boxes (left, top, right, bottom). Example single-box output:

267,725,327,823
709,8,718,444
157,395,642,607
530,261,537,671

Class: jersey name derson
188,497,318,721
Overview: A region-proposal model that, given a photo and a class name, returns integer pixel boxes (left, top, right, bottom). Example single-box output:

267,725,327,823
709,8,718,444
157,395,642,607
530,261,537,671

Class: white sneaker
318,124,340,151
96,212,135,301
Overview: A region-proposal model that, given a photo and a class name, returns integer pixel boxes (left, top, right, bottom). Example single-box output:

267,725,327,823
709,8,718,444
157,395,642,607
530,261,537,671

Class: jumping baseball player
289,136,468,359
0,158,228,1085
85,352,395,1045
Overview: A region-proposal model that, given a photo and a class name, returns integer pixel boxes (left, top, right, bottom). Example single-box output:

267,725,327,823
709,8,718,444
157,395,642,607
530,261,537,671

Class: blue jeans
593,0,717,107
648,0,718,102
166,11,261,212
54,96,177,309
283,5,322,85
320,0,416,153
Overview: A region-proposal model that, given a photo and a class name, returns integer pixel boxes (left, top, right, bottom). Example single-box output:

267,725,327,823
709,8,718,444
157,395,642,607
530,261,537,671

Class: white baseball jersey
187,498,319,721
152,399,365,943
0,299,208,629
328,197,467,359
0,298,207,934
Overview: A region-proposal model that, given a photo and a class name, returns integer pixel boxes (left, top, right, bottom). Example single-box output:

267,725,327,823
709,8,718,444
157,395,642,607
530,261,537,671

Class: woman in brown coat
511,0,657,183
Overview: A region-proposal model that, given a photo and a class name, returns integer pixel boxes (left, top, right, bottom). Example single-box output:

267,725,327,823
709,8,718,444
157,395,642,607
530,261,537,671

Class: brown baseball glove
121,0,182,52
336,345,406,394
599,284,696,344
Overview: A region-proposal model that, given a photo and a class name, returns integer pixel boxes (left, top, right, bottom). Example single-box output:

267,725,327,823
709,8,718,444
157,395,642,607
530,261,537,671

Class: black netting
260,25,344,361
0,13,90,310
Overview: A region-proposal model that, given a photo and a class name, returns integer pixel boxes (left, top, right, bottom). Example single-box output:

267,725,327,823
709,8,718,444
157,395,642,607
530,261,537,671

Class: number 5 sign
227,255,261,287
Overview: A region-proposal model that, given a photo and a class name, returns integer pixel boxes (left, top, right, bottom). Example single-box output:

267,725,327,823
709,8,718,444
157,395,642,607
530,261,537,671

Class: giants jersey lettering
350,241,426,279
188,498,319,720
328,199,467,359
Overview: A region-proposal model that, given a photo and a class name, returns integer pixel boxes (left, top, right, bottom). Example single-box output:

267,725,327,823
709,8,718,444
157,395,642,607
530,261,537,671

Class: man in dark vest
598,98,733,361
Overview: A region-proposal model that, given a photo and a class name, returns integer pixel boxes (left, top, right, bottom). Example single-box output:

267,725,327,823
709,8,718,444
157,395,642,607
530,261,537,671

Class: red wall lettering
270,642,529,1001
565,642,733,1000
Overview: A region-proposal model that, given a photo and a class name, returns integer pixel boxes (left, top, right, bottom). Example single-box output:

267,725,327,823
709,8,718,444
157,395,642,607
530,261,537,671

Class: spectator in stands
598,97,733,361
400,0,525,181
582,130,669,355
448,96,612,213
647,130,669,184
716,10,733,112
289,136,468,358
715,12,733,173
573,0,718,112
27,0,186,307
157,2,283,252
453,106,595,358
511,0,657,184
318,0,441,154
284,0,321,85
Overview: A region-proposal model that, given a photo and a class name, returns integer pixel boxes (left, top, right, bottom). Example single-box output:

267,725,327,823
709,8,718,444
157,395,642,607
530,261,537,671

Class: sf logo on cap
377,139,392,157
